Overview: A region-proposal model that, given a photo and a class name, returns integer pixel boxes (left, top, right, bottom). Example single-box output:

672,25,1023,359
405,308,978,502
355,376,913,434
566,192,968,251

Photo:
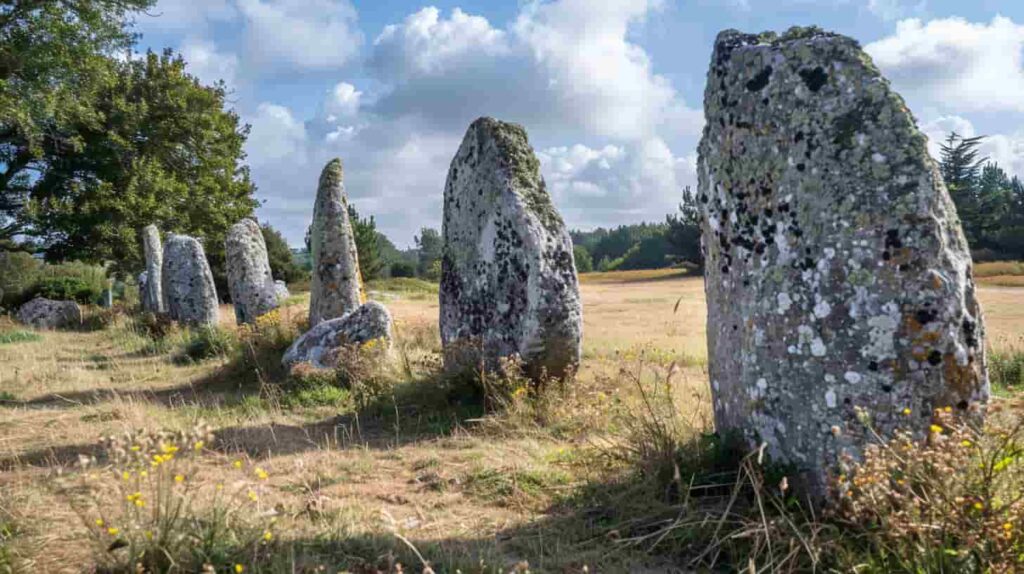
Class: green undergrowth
0,330,42,345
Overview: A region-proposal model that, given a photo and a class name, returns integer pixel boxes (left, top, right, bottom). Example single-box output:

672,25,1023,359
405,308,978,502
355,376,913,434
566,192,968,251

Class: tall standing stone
308,159,362,328
698,28,988,495
440,117,582,380
161,234,220,327
226,218,278,324
141,224,164,313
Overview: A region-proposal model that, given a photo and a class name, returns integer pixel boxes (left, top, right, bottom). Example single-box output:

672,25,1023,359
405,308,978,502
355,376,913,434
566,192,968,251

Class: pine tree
347,204,384,282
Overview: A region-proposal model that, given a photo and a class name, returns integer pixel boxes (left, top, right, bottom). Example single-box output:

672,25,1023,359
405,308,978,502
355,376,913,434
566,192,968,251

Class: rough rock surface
698,27,988,494
161,234,220,327
141,224,164,313
226,218,279,324
274,280,290,301
282,301,393,369
16,298,82,329
308,158,363,327
439,117,582,379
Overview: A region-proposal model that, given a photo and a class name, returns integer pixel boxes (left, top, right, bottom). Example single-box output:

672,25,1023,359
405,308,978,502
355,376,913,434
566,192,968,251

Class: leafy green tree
573,244,593,273
347,204,384,281
20,50,257,290
666,185,703,267
939,133,989,245
261,223,307,283
415,227,442,279
1,0,155,243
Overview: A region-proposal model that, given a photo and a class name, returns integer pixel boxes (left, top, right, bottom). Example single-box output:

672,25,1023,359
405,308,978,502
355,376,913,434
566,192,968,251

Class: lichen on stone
697,27,988,497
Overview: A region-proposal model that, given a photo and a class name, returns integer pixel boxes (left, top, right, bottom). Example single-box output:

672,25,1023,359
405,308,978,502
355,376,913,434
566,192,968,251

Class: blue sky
130,0,1024,248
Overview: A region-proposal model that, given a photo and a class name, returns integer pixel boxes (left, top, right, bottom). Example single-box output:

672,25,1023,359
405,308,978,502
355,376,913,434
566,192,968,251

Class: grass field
1,270,1022,572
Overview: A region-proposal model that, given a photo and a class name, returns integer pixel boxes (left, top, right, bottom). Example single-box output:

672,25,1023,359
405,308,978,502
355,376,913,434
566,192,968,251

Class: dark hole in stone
761,97,769,105
745,65,773,91
881,384,892,393
915,309,937,324
796,163,806,172
882,251,891,261
957,400,969,410
898,264,911,272
794,131,804,143
927,350,943,366
868,361,878,371
798,66,828,92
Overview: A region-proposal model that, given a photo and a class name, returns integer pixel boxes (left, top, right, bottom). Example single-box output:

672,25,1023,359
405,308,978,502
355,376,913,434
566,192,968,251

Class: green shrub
178,326,236,363
991,348,1024,389
33,276,102,304
0,251,41,307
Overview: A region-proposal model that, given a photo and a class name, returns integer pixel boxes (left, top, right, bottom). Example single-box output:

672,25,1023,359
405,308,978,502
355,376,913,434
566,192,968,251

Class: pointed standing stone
141,224,164,313
698,28,988,495
440,117,582,380
226,218,278,324
161,233,220,327
308,158,363,328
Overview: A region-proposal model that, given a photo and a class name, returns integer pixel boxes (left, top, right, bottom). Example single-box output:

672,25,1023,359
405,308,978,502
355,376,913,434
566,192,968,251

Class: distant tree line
939,134,1024,260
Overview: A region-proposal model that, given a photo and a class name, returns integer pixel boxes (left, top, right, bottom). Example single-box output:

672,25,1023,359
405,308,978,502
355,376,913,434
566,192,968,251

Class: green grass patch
282,385,352,409
991,348,1024,390
0,330,42,345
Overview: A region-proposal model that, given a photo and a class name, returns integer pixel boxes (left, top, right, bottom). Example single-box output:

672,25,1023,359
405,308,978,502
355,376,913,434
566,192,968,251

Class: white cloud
180,38,239,91
866,16,1024,113
236,0,362,72
372,7,509,79
245,103,308,167
321,82,362,121
249,1,703,245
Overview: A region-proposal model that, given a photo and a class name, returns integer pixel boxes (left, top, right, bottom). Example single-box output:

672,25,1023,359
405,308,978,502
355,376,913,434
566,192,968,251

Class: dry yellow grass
0,270,1021,571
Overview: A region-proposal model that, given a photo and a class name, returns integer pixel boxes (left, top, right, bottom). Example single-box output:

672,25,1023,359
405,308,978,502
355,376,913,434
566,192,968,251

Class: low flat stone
282,301,393,369
16,297,82,329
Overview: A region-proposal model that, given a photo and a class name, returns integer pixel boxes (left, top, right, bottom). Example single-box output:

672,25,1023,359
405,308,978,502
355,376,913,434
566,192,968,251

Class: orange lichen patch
942,353,983,398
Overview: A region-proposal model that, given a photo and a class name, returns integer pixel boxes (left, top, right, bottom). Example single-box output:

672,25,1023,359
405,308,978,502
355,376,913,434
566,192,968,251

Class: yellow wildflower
254,468,268,480
175,474,185,483
247,490,259,502
235,565,245,573
1004,522,1014,531
263,531,273,541
943,406,952,413
233,460,243,469
140,470,148,478
929,424,943,434
193,441,205,451
974,502,984,510
145,530,154,540
961,440,973,447
134,499,146,508
107,527,119,536
130,445,140,452
902,407,911,416
121,471,131,481
95,518,104,527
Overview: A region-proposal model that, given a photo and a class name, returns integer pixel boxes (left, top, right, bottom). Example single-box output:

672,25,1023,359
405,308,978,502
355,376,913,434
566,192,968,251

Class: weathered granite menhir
161,233,220,327
308,158,363,328
440,117,582,380
697,27,988,496
225,218,278,324
141,224,164,313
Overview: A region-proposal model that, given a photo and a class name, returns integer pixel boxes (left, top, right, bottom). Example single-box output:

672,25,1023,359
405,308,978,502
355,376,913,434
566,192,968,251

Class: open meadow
1,270,1023,572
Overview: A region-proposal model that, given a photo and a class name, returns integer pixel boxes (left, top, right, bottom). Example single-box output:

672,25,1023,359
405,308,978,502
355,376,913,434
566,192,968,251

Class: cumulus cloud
866,16,1024,113
245,103,308,167
865,0,926,22
179,38,239,91
236,0,362,72
250,1,703,244
371,7,509,79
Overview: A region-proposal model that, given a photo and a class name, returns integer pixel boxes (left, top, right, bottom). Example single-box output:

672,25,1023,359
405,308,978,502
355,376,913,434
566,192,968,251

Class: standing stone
308,158,362,328
141,225,164,313
440,117,582,380
274,280,290,301
225,218,279,324
698,28,988,495
161,234,220,327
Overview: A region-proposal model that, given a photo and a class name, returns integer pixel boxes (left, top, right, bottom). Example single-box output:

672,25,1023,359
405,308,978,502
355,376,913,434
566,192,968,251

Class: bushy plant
991,346,1024,389
0,251,41,308
33,276,102,303
179,326,236,363
236,308,302,381
70,426,278,572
